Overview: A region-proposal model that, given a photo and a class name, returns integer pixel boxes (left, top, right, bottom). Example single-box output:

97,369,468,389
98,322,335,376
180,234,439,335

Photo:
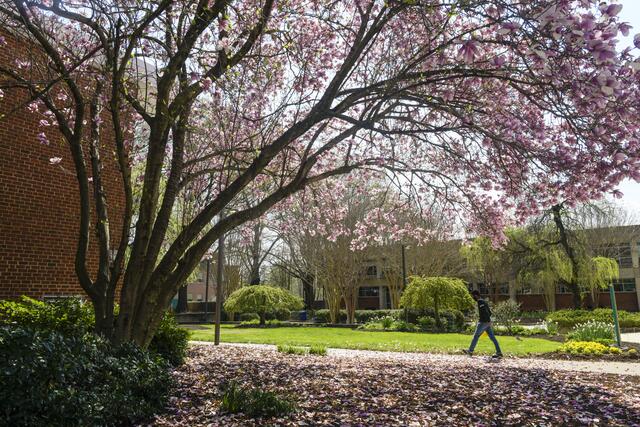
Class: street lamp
203,252,214,323
214,211,226,346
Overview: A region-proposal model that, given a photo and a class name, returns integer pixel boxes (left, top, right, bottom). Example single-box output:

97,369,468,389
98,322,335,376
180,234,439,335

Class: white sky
613,0,640,214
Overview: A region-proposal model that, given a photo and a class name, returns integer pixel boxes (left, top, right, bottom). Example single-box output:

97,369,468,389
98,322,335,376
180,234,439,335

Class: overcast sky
613,0,640,214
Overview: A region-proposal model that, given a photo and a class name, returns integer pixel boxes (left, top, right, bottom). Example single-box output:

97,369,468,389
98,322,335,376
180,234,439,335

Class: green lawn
188,325,561,356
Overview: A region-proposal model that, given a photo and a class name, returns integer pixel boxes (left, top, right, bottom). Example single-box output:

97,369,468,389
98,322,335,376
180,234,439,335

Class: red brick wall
0,31,125,300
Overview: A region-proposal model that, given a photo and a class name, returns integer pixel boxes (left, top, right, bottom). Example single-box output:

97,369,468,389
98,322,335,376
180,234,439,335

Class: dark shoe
492,353,503,359
462,349,473,356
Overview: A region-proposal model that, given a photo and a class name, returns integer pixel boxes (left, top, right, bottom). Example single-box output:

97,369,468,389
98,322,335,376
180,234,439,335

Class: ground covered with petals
151,345,640,426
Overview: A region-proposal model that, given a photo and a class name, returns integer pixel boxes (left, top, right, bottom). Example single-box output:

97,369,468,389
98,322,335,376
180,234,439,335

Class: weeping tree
460,237,510,302
400,276,474,328
223,285,303,326
580,257,619,308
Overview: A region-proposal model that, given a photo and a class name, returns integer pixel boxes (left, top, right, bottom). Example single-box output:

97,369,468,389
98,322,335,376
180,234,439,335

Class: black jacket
477,298,492,323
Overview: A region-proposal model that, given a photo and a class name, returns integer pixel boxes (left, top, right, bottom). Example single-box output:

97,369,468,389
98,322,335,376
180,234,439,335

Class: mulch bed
149,345,640,426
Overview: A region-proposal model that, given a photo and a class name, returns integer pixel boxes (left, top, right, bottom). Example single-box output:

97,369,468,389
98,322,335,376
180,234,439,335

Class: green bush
492,300,521,333
557,340,622,356
1,297,186,365
309,344,327,356
312,309,405,324
567,320,614,344
0,296,94,335
520,310,548,320
239,312,260,322
148,312,189,366
0,326,171,426
220,381,296,418
266,308,291,321
544,320,559,335
417,316,436,332
403,308,465,331
546,309,640,328
277,344,308,355
393,320,418,332
313,309,345,323
355,309,402,323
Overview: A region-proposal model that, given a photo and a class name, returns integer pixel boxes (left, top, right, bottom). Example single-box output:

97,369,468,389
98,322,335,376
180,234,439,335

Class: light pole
214,211,226,346
203,257,211,322
402,243,407,321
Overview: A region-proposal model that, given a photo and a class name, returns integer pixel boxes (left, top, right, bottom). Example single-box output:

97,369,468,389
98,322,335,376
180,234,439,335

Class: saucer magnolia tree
1,0,639,345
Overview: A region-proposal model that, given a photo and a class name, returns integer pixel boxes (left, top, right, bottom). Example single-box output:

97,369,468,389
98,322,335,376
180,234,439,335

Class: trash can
300,310,307,321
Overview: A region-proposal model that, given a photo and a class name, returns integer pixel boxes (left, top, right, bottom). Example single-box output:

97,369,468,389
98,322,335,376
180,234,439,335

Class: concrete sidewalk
191,341,640,377
622,332,640,344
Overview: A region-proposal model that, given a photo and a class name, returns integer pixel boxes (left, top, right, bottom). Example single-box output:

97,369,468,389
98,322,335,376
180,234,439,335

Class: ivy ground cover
188,325,560,356
152,345,640,426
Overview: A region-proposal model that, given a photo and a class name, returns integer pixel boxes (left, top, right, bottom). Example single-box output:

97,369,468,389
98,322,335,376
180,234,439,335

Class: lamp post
203,257,211,322
214,211,226,346
402,243,407,322
609,284,622,347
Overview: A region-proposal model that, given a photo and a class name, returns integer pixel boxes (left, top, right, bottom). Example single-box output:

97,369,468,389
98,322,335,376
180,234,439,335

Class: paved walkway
191,341,640,377
622,332,640,344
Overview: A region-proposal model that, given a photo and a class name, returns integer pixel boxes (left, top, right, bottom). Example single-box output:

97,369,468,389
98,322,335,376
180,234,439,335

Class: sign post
609,284,622,347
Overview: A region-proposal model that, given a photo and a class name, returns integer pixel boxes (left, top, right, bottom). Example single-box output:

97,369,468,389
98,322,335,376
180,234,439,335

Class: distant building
306,226,640,312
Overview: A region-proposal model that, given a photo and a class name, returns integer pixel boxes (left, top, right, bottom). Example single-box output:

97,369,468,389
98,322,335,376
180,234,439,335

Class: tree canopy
1,0,638,344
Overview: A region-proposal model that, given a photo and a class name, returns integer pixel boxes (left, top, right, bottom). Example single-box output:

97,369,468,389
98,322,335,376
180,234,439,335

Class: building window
477,283,489,295
359,287,379,297
612,278,636,293
497,283,509,295
187,293,193,301
196,294,203,301
365,265,377,278
556,284,572,294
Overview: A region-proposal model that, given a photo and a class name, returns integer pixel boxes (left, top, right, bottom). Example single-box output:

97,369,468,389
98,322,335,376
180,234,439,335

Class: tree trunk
259,312,266,326
302,273,315,310
176,285,188,313
552,205,582,309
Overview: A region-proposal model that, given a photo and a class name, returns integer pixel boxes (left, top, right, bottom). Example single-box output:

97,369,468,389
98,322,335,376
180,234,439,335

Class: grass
188,325,561,356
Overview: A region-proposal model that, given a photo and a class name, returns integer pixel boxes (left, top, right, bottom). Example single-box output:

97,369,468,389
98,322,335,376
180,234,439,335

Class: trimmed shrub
220,381,296,418
148,312,189,366
567,320,614,344
313,309,346,323
313,309,406,324
546,309,640,328
0,326,171,426
240,312,260,322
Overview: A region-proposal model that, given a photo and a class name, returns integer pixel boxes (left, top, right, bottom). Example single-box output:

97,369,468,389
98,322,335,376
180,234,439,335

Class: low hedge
314,308,466,332
0,296,188,366
546,308,640,328
0,326,172,426
314,309,403,324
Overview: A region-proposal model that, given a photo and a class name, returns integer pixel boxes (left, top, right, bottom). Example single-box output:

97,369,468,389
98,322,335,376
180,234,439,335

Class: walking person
463,290,503,358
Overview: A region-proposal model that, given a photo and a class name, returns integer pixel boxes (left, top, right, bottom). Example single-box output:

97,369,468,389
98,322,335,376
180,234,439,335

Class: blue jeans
469,322,502,355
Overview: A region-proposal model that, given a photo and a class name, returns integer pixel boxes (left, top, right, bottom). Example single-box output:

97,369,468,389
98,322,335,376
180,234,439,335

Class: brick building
0,31,125,300
306,226,640,312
